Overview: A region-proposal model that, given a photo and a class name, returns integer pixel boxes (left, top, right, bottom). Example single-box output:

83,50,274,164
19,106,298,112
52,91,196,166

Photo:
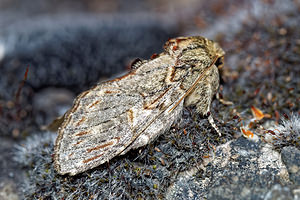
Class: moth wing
54,56,183,175
54,84,139,175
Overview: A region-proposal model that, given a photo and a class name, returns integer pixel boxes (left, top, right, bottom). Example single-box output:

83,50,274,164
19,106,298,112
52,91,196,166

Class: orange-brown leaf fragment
241,128,254,138
251,106,264,120
203,154,210,158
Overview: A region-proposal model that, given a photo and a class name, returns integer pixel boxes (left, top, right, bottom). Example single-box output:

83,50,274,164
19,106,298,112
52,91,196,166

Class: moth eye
215,57,224,68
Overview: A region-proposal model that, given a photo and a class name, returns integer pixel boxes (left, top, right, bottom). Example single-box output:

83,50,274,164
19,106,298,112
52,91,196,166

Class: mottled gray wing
54,54,185,175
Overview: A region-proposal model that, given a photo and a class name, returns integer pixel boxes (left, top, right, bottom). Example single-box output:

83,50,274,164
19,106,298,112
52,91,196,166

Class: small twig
15,66,29,104
14,66,29,119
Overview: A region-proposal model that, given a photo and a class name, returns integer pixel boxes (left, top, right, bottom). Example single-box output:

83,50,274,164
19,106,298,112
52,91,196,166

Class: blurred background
0,0,262,136
0,0,299,199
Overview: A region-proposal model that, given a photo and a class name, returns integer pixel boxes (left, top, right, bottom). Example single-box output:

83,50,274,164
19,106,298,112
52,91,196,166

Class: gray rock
281,146,300,185
166,137,293,200
0,180,19,200
264,184,295,200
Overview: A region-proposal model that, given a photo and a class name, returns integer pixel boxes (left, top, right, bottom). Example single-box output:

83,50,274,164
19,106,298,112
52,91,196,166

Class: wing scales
54,54,202,175
53,36,223,176
54,55,184,175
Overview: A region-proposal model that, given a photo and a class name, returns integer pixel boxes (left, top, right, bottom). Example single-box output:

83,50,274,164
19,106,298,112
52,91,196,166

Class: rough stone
281,146,300,185
0,180,19,200
166,137,294,200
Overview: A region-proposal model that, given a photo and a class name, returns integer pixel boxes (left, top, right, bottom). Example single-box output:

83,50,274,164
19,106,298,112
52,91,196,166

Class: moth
54,36,225,175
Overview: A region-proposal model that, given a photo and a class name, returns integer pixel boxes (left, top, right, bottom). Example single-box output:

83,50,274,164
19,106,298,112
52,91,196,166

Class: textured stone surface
264,184,296,200
281,146,300,186
0,180,19,200
166,137,295,200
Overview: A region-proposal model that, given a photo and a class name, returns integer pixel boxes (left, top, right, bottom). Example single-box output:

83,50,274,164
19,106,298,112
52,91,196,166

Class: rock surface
281,146,300,186
166,137,296,199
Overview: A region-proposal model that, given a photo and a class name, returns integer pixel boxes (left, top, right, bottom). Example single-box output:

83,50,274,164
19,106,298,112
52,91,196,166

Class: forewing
54,54,183,175
54,83,138,175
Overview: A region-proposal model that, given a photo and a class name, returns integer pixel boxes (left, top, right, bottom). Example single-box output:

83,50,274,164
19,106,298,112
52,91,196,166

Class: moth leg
184,83,221,136
184,65,221,136
199,89,222,136
208,114,221,136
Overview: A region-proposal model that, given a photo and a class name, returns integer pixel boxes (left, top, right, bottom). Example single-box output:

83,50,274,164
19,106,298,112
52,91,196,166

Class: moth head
164,36,225,68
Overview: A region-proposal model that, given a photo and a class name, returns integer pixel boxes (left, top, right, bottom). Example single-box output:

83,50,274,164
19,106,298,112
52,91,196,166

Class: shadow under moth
54,36,225,175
